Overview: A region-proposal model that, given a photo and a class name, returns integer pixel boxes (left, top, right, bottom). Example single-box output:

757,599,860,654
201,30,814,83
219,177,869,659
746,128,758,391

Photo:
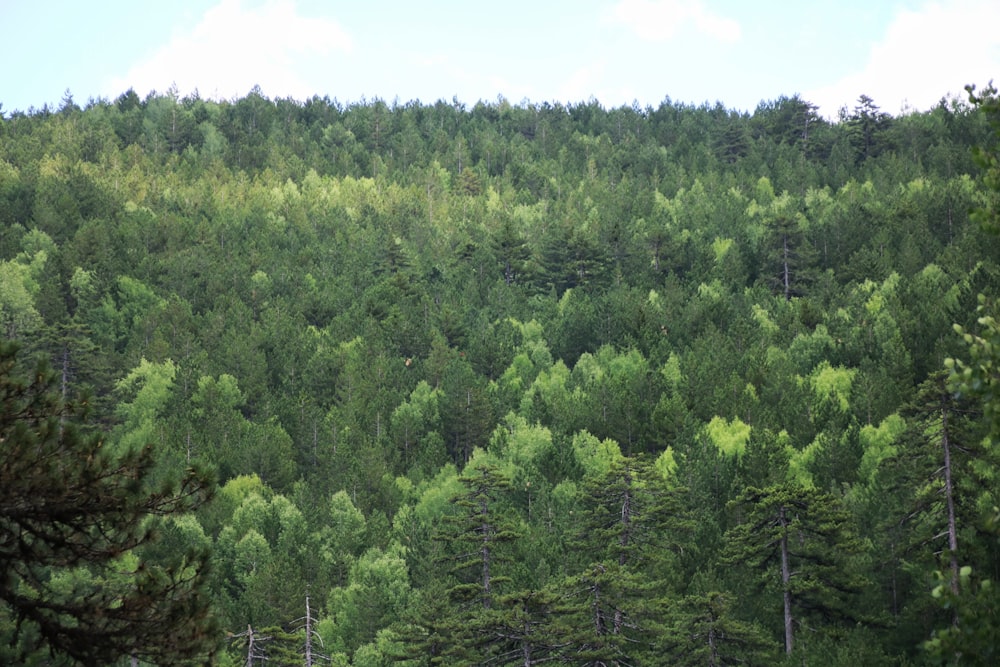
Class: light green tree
321,543,412,658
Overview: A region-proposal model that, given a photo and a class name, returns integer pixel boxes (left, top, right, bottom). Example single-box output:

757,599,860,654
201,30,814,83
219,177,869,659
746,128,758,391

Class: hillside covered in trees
2,85,1000,665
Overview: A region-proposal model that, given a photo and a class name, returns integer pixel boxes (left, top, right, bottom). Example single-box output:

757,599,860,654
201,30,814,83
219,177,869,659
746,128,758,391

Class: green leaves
3,85,999,666
116,357,176,429
966,83,1000,235
0,342,217,664
809,361,855,414
949,295,1000,440
324,544,412,655
723,484,869,654
924,566,1000,665
704,416,752,460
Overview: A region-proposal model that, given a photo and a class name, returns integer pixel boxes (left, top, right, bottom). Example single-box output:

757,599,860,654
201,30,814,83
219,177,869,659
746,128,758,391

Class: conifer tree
847,94,892,163
562,454,692,664
660,591,778,666
433,462,522,662
762,213,817,301
926,82,1000,663
897,372,986,598
442,463,519,607
0,341,217,664
392,579,456,665
491,216,533,287
723,484,867,656
481,587,573,666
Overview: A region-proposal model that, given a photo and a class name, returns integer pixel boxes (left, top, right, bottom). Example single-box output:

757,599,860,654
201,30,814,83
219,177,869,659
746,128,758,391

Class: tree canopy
1,85,999,664
0,341,216,665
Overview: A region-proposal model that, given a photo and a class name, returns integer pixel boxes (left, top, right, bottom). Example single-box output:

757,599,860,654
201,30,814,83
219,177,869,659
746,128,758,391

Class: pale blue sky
2,0,998,118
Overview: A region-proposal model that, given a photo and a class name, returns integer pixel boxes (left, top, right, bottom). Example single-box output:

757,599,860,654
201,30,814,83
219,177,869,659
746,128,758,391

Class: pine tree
660,591,778,666
491,216,533,287
966,83,1000,235
722,484,867,656
897,372,987,598
928,85,1000,661
0,341,217,664
442,463,520,611
762,213,817,300
392,579,457,665
480,587,574,666
561,454,693,664
430,462,523,662
847,94,892,163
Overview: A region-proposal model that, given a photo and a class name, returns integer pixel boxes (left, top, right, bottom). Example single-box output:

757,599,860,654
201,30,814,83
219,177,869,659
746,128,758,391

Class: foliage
923,564,1000,666
0,85,997,664
723,484,869,655
0,341,216,664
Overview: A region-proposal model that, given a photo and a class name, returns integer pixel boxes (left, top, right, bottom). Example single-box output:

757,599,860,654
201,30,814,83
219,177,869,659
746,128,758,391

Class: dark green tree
896,372,988,601
0,341,217,664
922,516,1000,667
438,347,494,465
928,83,1000,662
847,94,893,163
442,462,520,610
491,215,533,287
660,591,778,666
537,223,609,295
392,579,456,665
479,587,573,666
561,454,692,664
966,82,1000,235
752,95,824,153
762,213,817,301
433,461,523,663
723,484,868,656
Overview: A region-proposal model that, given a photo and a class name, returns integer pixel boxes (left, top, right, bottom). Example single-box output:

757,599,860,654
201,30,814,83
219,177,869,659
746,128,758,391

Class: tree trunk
305,595,313,667
613,469,633,635
482,496,492,610
708,621,719,667
941,400,960,598
779,505,794,655
782,234,792,301
246,624,255,667
61,344,70,403
592,579,606,636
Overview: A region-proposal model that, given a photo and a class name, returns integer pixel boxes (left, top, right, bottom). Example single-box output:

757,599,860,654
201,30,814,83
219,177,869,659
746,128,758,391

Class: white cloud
557,62,608,103
805,0,1000,117
105,0,352,101
606,0,741,43
552,62,644,108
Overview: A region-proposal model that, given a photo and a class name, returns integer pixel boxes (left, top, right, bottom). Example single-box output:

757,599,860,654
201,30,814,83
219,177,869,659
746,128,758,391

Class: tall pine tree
0,341,217,664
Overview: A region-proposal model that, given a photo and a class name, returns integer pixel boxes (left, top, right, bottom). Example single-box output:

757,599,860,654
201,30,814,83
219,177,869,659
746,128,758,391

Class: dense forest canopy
2,84,1000,664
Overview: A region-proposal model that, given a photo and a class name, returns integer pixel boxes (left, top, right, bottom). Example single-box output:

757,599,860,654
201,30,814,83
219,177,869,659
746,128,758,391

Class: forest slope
1,88,999,664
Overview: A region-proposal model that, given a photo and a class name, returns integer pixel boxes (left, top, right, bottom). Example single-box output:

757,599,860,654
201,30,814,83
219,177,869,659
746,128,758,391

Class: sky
2,0,999,119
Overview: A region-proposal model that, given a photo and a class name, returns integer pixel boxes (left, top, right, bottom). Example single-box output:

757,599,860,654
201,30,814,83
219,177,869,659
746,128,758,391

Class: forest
1,84,999,665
